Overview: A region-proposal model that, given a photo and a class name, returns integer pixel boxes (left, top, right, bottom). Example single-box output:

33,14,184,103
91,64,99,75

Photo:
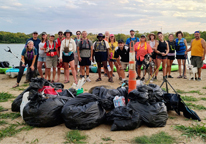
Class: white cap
50,33,55,37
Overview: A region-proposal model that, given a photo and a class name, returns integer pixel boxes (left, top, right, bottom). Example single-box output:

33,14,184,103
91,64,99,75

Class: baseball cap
141,35,146,38
33,31,38,34
130,29,135,32
42,32,47,35
118,39,124,43
50,33,55,37
110,34,114,37
194,31,200,34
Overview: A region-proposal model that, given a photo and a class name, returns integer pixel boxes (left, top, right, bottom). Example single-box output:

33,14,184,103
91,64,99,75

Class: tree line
0,31,206,44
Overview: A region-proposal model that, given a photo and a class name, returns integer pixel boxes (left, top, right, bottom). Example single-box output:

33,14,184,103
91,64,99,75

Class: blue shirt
21,48,37,56
25,38,41,54
126,37,139,45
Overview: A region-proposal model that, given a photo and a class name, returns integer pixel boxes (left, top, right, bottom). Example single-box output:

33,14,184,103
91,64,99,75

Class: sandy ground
0,69,206,144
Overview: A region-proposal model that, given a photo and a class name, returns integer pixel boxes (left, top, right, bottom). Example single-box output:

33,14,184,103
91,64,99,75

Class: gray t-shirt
77,39,93,58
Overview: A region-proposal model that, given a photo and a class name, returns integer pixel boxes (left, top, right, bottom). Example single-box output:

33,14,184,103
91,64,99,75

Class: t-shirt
93,40,110,52
126,37,140,45
25,38,41,54
114,46,129,62
77,39,93,58
108,41,118,59
38,42,46,57
21,48,37,56
134,42,153,61
74,38,81,53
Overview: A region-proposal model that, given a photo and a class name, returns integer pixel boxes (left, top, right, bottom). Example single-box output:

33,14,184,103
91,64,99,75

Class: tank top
157,40,167,55
150,41,155,48
167,40,175,56
191,38,203,57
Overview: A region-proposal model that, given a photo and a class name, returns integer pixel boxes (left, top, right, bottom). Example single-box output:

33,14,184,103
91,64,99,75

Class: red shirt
135,42,153,61
44,42,58,56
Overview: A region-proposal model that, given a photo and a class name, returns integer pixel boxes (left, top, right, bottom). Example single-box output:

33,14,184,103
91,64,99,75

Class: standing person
103,31,110,76
44,34,59,82
74,31,81,76
77,31,93,82
114,39,129,83
24,31,41,83
37,32,47,79
108,34,121,79
13,41,37,88
154,32,169,80
134,35,153,81
56,31,65,82
185,31,206,81
166,34,176,78
175,31,188,79
147,33,157,75
60,30,77,84
93,33,113,82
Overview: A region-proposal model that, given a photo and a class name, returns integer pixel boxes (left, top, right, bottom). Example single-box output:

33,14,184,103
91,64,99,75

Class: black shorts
157,55,167,60
79,57,91,66
167,56,175,60
63,53,74,63
110,59,116,62
151,52,156,59
95,52,107,62
176,55,186,59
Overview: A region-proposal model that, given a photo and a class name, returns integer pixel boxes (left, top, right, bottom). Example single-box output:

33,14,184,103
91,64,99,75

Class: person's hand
60,59,62,63
22,63,25,67
149,57,152,62
89,57,92,61
79,57,82,62
40,47,44,50
30,65,34,71
202,57,205,61
107,58,110,62
119,65,122,69
162,53,166,56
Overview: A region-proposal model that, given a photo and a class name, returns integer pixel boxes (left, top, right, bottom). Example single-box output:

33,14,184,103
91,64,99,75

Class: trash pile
11,78,201,131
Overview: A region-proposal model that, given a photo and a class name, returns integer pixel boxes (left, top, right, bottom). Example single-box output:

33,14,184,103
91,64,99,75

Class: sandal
12,83,19,88
108,77,114,83
96,78,102,82
177,75,182,78
64,80,70,84
183,75,187,79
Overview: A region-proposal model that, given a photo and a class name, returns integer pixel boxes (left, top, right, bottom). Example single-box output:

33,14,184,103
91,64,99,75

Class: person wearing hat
185,31,206,81
108,34,121,80
60,30,77,84
154,32,169,80
74,31,81,75
114,39,129,83
56,31,65,82
43,34,59,82
93,33,112,82
24,31,41,83
37,32,47,79
134,35,153,81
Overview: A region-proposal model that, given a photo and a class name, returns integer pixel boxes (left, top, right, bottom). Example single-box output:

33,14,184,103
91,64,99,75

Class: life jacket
79,38,91,50
175,38,186,53
24,47,35,60
46,41,57,57
94,40,107,52
0,61,9,68
130,37,139,44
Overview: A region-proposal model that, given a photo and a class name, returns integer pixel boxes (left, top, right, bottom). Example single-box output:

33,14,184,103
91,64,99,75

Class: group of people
12,29,206,88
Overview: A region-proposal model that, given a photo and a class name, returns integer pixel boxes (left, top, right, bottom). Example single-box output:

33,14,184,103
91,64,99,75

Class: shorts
46,55,58,68
95,52,107,62
79,57,91,66
157,55,167,60
176,55,186,59
38,56,46,62
151,52,156,59
120,61,129,70
191,56,203,68
167,56,175,60
136,60,143,66
74,52,79,65
63,53,74,63
110,59,116,62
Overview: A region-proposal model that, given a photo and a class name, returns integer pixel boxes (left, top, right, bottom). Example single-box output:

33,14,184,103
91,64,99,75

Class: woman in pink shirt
134,35,153,80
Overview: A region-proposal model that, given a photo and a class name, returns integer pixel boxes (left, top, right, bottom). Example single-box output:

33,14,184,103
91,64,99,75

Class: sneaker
197,78,201,81
104,73,108,77
141,77,145,81
136,76,141,80
119,77,122,81
168,75,173,78
165,75,167,78
127,74,129,78
153,76,157,80
86,77,91,82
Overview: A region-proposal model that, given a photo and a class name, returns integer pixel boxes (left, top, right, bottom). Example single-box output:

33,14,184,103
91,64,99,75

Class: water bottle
107,62,111,72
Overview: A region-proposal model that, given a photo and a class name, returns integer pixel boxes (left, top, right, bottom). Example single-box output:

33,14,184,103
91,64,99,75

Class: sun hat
97,33,105,38
148,33,156,39
110,34,114,37
64,30,73,36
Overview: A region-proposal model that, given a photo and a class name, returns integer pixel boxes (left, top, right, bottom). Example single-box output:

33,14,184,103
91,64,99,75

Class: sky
0,0,206,35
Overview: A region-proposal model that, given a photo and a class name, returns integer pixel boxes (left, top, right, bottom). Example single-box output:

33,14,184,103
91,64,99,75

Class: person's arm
73,40,76,53
184,39,188,54
59,40,64,62
201,39,206,61
90,44,93,61
56,45,59,57
185,39,193,54
165,41,169,55
77,41,81,62
154,41,161,54
21,55,25,66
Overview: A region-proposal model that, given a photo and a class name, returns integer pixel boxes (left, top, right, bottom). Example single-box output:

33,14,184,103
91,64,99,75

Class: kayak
202,64,206,69
0,66,12,74
89,66,117,73
6,67,27,78
171,64,178,71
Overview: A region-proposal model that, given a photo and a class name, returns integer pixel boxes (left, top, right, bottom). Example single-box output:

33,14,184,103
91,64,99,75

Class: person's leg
57,68,61,82
52,67,56,81
86,66,89,76
162,59,167,77
46,68,51,81
64,62,69,82
103,61,112,82
44,62,48,79
109,61,113,77
69,60,77,84
177,59,182,77
75,65,78,75
155,58,161,77
37,61,43,78
97,62,101,79
81,66,85,77
198,68,202,78
114,61,121,79
16,62,26,84
169,60,174,76
182,59,186,76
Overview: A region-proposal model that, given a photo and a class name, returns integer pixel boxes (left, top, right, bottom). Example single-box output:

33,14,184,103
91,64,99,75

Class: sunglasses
195,31,200,34
58,33,63,35
77,33,81,35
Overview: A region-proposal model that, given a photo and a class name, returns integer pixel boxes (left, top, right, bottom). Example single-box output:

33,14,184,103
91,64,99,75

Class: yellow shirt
191,38,204,57
108,41,118,59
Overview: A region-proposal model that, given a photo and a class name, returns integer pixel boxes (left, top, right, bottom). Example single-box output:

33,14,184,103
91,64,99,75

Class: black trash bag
11,86,33,112
52,82,64,90
163,93,180,112
128,89,148,103
23,90,70,127
117,86,128,104
147,84,164,102
58,88,77,98
61,93,106,130
128,101,168,127
106,106,142,131
137,85,153,93
29,78,47,89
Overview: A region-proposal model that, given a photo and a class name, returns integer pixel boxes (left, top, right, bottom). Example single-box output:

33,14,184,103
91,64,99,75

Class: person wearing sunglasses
56,31,65,82
108,34,120,81
185,31,206,81
74,31,81,76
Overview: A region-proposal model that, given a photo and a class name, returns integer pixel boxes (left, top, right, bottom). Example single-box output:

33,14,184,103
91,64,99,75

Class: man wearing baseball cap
185,31,206,81
24,31,41,83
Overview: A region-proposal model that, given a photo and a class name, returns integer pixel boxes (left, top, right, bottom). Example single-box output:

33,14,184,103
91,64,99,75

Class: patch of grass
177,89,204,95
22,83,29,87
174,123,206,141
201,98,206,101
12,87,26,91
65,130,87,144
0,123,33,140
30,138,39,144
185,103,206,110
169,116,177,119
203,87,206,89
132,131,176,144
0,113,21,120
181,96,198,102
0,92,15,102
102,137,114,142
0,120,7,125
161,88,166,91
